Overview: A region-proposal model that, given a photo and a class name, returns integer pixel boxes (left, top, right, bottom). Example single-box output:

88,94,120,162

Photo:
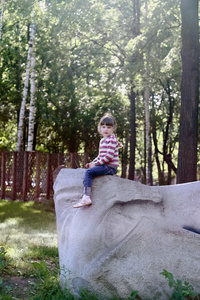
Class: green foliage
0,247,12,274
128,290,139,299
0,0,188,182
31,260,68,300
0,0,182,156
32,260,140,300
78,288,102,300
0,292,14,300
0,248,14,300
160,269,198,300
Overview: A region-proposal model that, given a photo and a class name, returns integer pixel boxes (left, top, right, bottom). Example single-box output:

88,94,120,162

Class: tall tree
27,22,36,151
127,0,140,180
16,22,35,151
177,0,199,183
144,61,153,185
144,0,152,185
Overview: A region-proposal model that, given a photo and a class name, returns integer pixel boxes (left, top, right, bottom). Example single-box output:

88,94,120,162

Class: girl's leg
83,165,116,195
73,165,116,208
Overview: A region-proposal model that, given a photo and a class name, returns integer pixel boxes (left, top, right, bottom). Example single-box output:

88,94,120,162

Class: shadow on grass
0,199,56,229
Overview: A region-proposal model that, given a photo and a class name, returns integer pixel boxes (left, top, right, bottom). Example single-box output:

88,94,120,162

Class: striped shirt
93,134,119,169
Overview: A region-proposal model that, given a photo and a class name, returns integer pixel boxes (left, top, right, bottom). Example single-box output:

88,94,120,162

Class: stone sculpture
53,168,200,299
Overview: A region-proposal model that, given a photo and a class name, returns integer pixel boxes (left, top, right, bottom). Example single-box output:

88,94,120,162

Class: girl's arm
85,152,100,168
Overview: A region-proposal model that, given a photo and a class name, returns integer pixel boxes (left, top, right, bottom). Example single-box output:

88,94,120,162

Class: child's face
100,124,113,138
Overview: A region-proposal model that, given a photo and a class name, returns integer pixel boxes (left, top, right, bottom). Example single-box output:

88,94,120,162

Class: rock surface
53,168,200,299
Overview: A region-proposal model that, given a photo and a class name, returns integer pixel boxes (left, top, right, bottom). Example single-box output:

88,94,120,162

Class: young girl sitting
73,113,119,208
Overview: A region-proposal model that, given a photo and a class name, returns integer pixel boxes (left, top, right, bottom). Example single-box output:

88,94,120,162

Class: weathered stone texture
53,168,200,299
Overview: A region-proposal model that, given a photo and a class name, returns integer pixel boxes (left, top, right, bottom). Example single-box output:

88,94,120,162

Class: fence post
84,152,89,166
0,150,85,201
35,152,41,200
11,152,17,200
58,153,63,166
22,152,28,201
16,151,23,196
1,152,6,199
46,153,51,199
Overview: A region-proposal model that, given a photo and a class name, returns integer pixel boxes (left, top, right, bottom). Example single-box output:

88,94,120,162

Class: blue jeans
83,165,117,191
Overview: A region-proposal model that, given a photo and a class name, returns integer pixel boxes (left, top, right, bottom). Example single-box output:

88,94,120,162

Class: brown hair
97,113,117,135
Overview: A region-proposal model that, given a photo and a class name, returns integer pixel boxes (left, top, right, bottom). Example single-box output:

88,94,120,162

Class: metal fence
0,151,86,202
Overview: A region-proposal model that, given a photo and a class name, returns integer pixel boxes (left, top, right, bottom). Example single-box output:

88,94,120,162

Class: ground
1,259,57,299
2,275,36,299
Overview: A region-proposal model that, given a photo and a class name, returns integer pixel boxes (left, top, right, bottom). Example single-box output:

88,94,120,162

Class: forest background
0,0,199,186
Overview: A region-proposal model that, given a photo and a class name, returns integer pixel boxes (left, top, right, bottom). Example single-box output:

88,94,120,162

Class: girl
73,113,119,208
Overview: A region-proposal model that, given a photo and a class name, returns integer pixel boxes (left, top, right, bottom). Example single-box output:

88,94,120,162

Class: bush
0,247,12,274
31,260,74,300
160,269,198,300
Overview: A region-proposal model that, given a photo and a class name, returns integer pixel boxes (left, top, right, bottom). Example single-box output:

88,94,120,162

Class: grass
0,199,199,300
0,199,58,276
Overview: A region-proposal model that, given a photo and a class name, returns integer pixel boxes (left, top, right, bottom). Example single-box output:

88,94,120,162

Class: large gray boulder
53,168,200,299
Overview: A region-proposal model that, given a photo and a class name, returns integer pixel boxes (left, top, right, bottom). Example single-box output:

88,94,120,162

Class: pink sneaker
73,195,92,208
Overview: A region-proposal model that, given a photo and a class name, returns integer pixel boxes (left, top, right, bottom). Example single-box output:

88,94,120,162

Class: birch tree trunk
27,22,36,151
16,22,36,151
144,0,153,185
144,61,153,185
0,0,5,52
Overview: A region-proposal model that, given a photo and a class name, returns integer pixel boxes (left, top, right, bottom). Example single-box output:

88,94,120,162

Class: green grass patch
0,199,58,275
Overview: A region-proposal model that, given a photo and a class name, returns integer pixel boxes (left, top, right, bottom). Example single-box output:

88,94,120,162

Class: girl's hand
90,162,96,168
86,162,95,168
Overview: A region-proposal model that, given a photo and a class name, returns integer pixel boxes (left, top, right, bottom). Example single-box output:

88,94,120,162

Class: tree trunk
177,0,199,183
0,0,4,52
144,63,153,185
121,135,128,178
160,79,177,179
144,0,153,186
142,125,147,184
16,22,36,151
152,127,164,185
128,0,140,180
128,86,136,180
27,22,36,152
151,96,165,185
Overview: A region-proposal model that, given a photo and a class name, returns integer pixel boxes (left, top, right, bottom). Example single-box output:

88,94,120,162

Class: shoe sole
73,202,92,208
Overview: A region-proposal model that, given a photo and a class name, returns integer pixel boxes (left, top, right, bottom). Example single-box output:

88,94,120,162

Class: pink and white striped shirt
93,134,119,169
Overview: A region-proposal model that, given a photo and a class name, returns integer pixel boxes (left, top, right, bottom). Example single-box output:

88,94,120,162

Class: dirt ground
1,259,57,299
2,275,37,299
